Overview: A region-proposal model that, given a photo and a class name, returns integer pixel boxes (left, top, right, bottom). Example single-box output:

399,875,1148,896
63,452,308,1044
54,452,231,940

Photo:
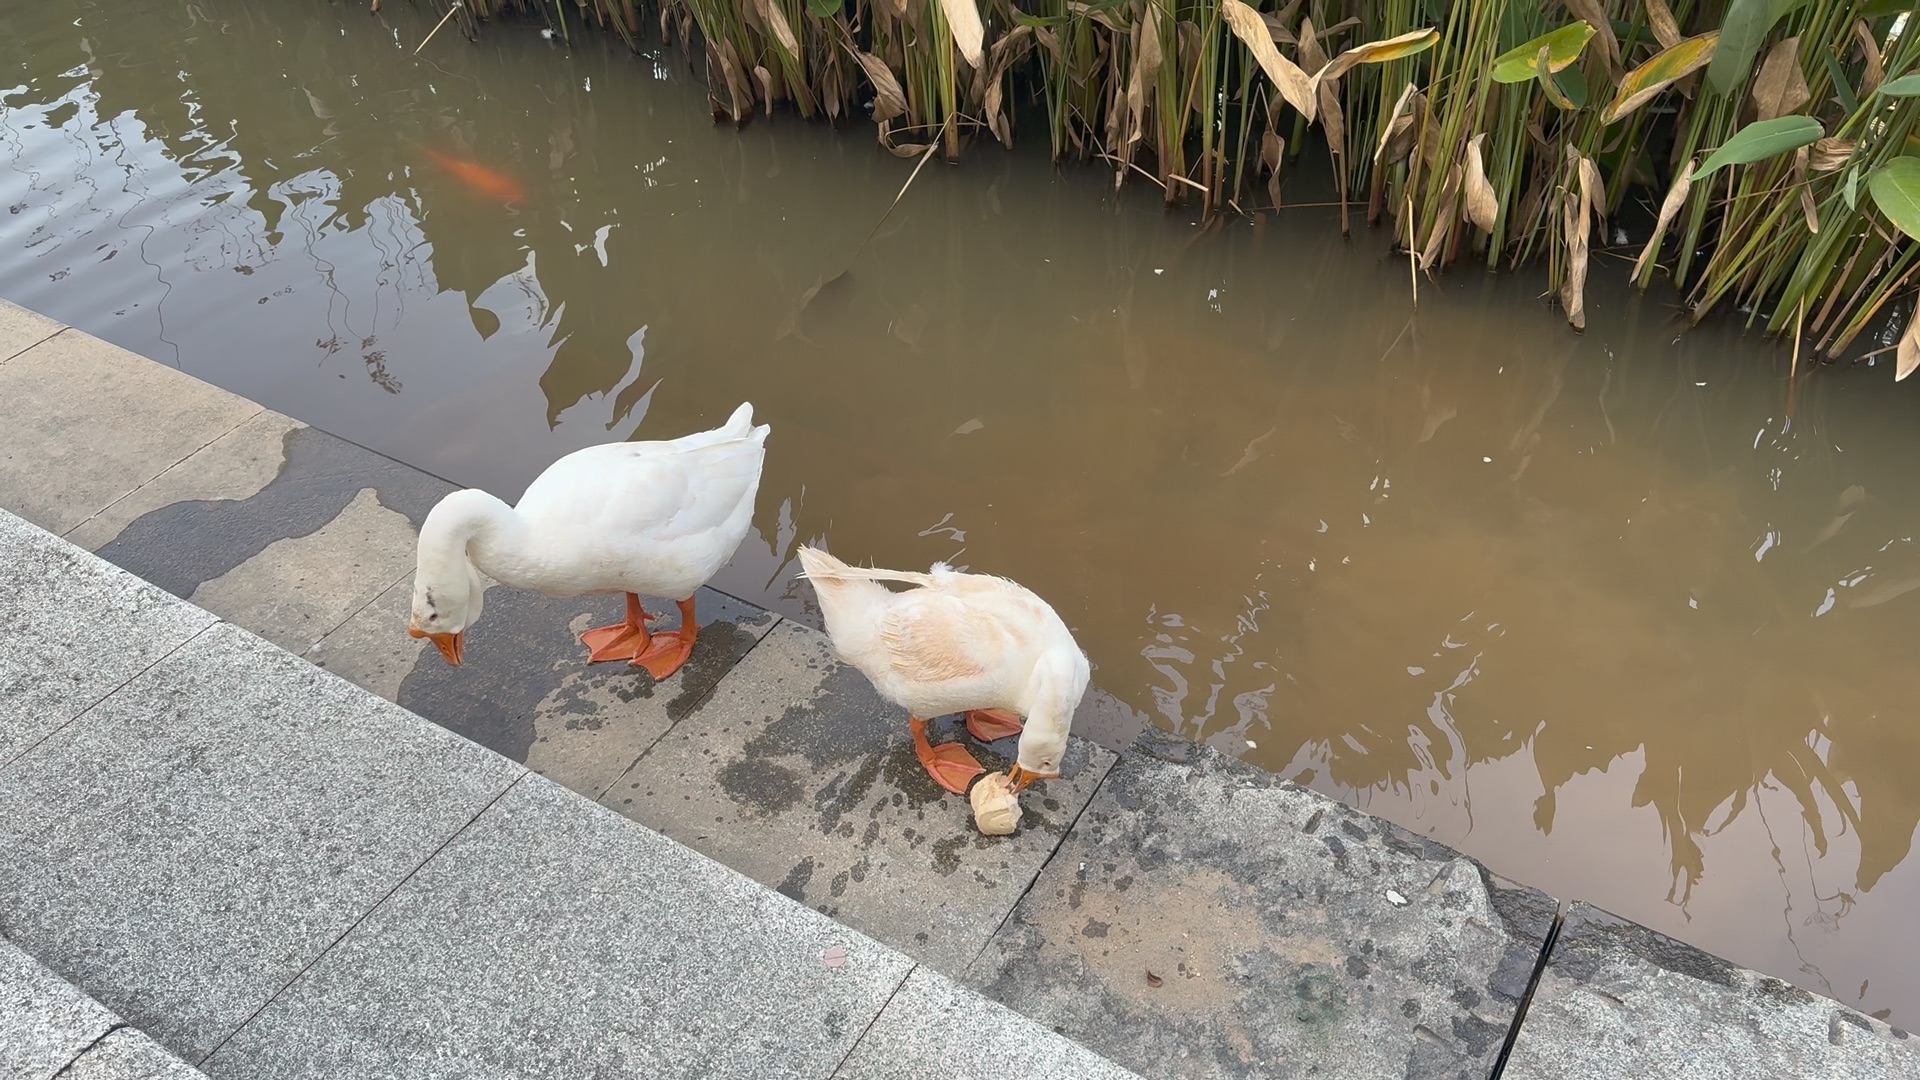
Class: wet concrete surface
601,619,1116,974
966,727,1555,1080
1502,902,1918,1080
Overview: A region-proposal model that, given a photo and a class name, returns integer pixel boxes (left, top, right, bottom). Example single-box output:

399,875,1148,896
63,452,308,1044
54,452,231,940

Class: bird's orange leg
633,596,699,680
580,592,656,662
964,708,1025,742
911,715,987,795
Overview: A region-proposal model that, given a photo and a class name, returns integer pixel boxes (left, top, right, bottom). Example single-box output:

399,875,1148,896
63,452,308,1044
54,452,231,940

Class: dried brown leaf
1298,15,1327,74
753,0,799,57
1794,146,1819,234
1318,80,1344,162
1633,161,1694,279
1315,28,1438,86
754,65,775,116
1261,13,1296,46
1602,31,1717,124
1372,81,1416,168
1146,970,1164,988
712,42,752,122
1124,4,1164,154
1810,137,1854,174
1899,306,1920,382
1222,0,1315,121
1563,0,1618,74
1033,26,1061,62
938,0,985,69
1181,21,1204,114
1576,149,1606,234
856,51,907,124
1855,19,1884,98
1561,191,1590,330
1464,133,1498,232
1750,36,1809,122
1262,130,1285,208
1644,0,1681,49
1420,165,1461,269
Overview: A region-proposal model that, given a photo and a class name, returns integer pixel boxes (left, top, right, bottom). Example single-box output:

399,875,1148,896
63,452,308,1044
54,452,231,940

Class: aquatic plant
445,0,1920,371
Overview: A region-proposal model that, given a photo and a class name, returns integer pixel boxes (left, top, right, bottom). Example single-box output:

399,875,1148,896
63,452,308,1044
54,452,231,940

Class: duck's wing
878,589,1022,685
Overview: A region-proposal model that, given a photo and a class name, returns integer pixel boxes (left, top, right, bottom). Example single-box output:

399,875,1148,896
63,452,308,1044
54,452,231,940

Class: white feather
795,545,1088,776
411,403,767,635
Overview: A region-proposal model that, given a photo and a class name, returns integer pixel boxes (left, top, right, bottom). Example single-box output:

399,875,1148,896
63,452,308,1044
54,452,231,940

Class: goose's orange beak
1007,764,1059,793
409,626,464,666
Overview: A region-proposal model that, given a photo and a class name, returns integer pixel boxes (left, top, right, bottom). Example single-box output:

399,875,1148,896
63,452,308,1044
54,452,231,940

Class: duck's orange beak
409,626,464,666
1007,763,1059,793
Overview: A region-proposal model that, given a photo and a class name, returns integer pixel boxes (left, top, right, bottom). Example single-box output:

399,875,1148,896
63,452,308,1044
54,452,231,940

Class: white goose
795,546,1088,794
409,402,769,678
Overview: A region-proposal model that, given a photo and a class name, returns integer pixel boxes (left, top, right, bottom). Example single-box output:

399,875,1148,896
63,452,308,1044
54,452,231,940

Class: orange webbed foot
631,597,699,680
581,593,656,663
964,708,1025,743
911,716,987,795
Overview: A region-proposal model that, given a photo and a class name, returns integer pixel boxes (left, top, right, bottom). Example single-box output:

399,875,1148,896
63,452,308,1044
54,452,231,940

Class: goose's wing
514,434,763,542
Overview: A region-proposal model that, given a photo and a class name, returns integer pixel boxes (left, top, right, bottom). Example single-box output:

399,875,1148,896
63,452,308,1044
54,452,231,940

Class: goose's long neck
419,489,527,586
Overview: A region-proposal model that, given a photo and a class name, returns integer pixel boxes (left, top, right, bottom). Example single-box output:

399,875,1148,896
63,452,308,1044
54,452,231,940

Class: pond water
5,0,1919,1026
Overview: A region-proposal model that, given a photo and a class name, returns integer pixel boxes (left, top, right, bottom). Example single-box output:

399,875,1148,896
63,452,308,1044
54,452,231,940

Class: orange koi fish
422,147,528,205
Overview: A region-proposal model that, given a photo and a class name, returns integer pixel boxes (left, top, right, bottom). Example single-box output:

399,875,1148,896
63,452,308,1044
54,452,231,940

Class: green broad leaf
1554,64,1589,109
1706,0,1806,98
1695,115,1823,178
1879,74,1920,98
1845,167,1860,211
1868,158,1920,243
806,0,841,18
1492,22,1594,84
1824,52,1862,115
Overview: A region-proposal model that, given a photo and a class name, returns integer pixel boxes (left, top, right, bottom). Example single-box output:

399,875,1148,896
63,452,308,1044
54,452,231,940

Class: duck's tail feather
796,546,937,587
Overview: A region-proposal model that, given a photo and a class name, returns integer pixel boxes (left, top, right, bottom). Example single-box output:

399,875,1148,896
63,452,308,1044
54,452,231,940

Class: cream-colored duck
409,402,768,678
795,546,1088,794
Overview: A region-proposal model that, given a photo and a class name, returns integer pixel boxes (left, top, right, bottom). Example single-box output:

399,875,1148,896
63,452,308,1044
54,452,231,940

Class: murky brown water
6,0,1920,1025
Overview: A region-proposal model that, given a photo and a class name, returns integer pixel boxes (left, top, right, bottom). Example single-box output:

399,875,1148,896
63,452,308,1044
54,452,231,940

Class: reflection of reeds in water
456,0,1920,361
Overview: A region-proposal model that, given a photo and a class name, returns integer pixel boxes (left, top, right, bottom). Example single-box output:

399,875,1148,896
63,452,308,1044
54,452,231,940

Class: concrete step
0,508,1139,1079
2,938,207,1080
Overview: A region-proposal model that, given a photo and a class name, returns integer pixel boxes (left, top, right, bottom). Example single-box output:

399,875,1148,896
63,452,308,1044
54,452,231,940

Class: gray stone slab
205,773,915,1079
833,966,1145,1080
1503,902,1919,1080
0,510,215,766
81,420,455,653
0,300,63,363
967,727,1557,1080
601,619,1117,975
59,1027,207,1080
0,938,116,1080
64,410,305,552
0,331,260,534
310,577,780,797
0,621,525,1063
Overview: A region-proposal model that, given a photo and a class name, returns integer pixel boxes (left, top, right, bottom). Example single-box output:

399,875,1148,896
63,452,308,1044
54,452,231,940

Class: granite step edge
1,935,209,1080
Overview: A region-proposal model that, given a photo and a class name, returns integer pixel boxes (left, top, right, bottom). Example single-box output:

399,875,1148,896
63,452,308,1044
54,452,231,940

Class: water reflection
4,0,1919,1025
